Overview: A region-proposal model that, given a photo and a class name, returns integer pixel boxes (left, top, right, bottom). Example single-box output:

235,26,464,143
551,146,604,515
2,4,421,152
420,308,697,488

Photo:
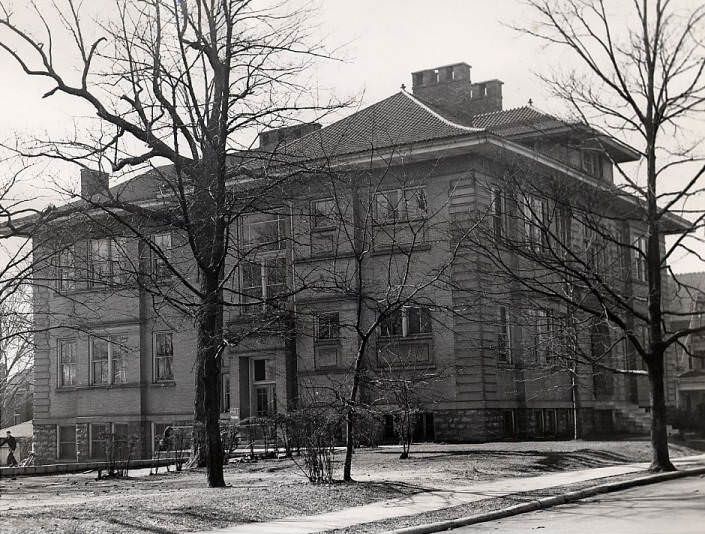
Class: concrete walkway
195,454,705,534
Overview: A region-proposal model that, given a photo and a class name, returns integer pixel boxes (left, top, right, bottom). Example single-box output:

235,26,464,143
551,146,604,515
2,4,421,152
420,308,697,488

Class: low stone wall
0,457,186,478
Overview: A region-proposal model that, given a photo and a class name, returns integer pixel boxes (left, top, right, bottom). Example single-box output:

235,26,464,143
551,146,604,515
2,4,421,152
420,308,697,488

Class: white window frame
89,334,129,386
250,357,276,417
633,234,648,282
315,312,340,341
240,256,287,313
153,331,175,382
56,245,76,291
58,338,77,387
242,212,287,251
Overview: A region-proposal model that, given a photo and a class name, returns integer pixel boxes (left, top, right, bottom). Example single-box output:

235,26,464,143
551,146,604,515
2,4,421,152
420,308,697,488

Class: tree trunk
343,409,355,482
648,352,676,472
191,272,226,487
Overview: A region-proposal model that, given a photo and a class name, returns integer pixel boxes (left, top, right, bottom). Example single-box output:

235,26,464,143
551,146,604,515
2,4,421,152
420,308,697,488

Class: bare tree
293,162,473,481
0,0,341,486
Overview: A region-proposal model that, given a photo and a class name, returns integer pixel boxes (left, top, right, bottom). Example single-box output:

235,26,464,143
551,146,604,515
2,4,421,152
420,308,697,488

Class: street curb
387,466,705,534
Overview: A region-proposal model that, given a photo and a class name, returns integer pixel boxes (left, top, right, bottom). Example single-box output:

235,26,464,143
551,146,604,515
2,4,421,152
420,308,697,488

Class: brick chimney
411,62,503,117
80,168,109,198
258,123,322,152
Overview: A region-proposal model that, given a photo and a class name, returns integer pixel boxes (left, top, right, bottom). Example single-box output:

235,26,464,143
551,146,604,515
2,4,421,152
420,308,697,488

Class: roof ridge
401,90,484,133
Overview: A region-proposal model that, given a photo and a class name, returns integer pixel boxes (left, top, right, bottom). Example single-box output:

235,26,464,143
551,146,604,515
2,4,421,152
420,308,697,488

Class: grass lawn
0,440,700,533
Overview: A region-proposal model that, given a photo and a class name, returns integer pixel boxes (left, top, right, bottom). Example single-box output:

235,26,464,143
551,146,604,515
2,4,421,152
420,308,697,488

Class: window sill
56,382,140,392
152,380,176,387
315,338,341,346
371,243,431,256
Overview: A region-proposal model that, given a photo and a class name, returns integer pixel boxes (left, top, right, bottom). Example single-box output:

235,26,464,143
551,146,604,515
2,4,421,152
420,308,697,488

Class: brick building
27,62,688,462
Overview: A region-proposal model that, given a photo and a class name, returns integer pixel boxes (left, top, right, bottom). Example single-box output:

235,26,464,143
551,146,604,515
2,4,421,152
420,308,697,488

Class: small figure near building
0,430,18,467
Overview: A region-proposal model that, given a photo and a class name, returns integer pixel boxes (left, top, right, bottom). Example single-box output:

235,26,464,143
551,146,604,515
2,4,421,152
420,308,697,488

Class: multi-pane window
380,306,431,337
58,425,77,460
57,246,76,291
633,234,647,282
89,237,130,286
497,306,512,364
374,187,427,223
58,339,77,387
241,257,287,313
243,213,287,251
113,423,130,459
315,312,340,341
252,358,276,417
311,199,336,229
151,233,172,278
90,423,110,459
154,332,174,382
521,195,547,251
90,335,128,385
556,208,572,250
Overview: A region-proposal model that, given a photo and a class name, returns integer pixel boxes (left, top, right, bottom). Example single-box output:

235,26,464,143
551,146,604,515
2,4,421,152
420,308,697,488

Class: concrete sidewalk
195,454,705,534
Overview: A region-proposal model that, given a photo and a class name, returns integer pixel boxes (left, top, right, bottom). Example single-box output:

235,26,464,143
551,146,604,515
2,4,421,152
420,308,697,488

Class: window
88,237,130,286
521,195,547,251
154,332,174,382
497,306,512,363
633,234,647,282
90,423,110,459
221,373,231,413
58,425,76,460
151,233,172,278
58,339,77,387
241,257,287,313
527,308,562,366
374,187,427,223
243,213,287,251
380,307,431,337
556,208,572,250
252,358,276,417
581,150,603,178
90,335,128,385
315,312,340,341
492,189,507,239
311,199,336,229
91,338,109,385
57,245,76,291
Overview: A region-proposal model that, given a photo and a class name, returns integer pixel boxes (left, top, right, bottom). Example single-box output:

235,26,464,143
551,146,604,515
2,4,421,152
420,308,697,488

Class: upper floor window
89,237,129,286
243,213,287,252
90,335,128,385
311,199,337,229
380,306,431,337
315,312,340,341
633,234,647,282
153,332,174,382
581,150,603,178
58,339,77,387
241,257,287,313
56,245,76,292
521,195,547,251
492,188,507,239
374,187,427,223
151,233,173,278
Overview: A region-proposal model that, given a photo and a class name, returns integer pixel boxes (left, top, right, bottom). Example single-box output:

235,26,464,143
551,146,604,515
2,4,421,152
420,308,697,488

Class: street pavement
196,455,705,534
455,474,705,534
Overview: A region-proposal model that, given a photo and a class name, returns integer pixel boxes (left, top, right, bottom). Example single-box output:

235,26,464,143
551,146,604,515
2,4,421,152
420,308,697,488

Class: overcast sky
0,0,703,272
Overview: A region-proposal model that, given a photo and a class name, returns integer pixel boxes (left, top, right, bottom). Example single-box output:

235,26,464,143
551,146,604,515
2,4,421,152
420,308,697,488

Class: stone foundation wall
33,424,57,465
